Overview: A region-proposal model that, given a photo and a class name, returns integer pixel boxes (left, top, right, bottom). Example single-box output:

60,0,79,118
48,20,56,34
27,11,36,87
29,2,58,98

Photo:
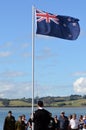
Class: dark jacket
48,117,55,130
33,108,51,130
3,115,15,130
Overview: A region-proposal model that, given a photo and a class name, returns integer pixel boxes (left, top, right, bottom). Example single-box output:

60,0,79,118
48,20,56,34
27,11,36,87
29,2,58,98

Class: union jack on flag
36,9,80,40
36,9,59,24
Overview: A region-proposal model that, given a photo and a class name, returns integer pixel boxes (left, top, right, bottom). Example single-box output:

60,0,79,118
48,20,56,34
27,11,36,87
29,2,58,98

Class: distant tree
2,99,10,106
58,103,66,107
81,103,86,106
68,103,72,106
83,95,86,99
69,94,82,100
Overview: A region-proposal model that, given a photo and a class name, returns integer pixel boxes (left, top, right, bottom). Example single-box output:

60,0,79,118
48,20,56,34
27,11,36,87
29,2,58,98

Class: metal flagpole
32,5,35,130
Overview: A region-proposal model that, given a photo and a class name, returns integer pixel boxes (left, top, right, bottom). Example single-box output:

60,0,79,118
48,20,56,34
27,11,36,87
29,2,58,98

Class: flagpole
32,5,35,130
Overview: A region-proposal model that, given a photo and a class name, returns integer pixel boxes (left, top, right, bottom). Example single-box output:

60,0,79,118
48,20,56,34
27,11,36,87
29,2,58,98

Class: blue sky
0,0,86,99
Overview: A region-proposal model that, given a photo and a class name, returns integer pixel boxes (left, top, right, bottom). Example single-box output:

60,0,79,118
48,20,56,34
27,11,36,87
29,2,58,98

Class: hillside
0,95,86,107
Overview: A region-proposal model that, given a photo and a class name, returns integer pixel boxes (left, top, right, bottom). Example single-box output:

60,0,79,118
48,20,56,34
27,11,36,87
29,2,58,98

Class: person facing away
3,110,15,130
59,111,69,130
33,100,51,130
15,116,25,130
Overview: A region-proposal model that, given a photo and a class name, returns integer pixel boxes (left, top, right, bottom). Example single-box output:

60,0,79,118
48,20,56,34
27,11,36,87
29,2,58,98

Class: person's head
72,113,76,119
18,116,22,122
22,114,26,120
79,115,83,120
37,100,43,107
68,114,72,120
61,111,65,117
8,111,12,117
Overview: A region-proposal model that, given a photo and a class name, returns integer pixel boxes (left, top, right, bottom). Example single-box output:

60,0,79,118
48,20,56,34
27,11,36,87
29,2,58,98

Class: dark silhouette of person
33,100,51,130
3,110,15,130
48,115,55,130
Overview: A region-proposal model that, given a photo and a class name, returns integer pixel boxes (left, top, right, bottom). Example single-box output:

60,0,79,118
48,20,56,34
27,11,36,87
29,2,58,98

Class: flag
36,9,80,40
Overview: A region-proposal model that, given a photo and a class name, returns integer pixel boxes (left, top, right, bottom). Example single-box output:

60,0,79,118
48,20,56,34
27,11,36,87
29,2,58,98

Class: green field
0,96,86,107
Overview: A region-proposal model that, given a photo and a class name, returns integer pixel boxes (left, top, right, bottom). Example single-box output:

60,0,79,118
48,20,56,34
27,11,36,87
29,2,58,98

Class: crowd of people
3,100,86,130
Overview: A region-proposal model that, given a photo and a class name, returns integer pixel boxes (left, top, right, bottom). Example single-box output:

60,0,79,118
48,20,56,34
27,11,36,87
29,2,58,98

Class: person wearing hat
3,110,15,130
33,100,51,130
59,111,69,130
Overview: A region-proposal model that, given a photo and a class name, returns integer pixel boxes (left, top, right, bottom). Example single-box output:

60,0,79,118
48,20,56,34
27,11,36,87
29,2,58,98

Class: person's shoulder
70,118,73,122
35,108,51,115
12,115,15,118
43,108,50,113
59,115,62,119
5,116,8,118
5,116,8,120
35,108,47,112
11,115,15,120
43,109,51,115
34,109,41,115
34,109,40,113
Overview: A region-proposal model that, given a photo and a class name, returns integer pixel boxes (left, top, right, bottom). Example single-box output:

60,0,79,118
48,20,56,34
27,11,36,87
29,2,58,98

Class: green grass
0,101,4,106
9,100,31,107
0,98,86,107
48,99,86,107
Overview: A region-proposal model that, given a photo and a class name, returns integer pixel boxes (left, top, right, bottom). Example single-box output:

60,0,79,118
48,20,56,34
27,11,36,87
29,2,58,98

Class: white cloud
0,71,28,78
0,42,12,49
73,77,86,94
0,81,32,98
22,52,31,58
0,80,58,99
73,71,86,76
80,30,86,37
36,47,55,60
0,51,12,57
0,82,12,91
21,43,30,48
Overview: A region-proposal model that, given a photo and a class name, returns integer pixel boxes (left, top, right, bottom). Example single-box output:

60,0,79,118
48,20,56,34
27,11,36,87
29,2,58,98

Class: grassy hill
0,95,86,107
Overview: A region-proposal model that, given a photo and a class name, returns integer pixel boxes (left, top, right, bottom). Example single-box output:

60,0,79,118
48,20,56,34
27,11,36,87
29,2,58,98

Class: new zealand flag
36,9,80,40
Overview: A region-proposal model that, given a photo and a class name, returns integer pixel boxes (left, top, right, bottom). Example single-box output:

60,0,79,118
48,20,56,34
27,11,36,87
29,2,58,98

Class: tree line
0,94,86,107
